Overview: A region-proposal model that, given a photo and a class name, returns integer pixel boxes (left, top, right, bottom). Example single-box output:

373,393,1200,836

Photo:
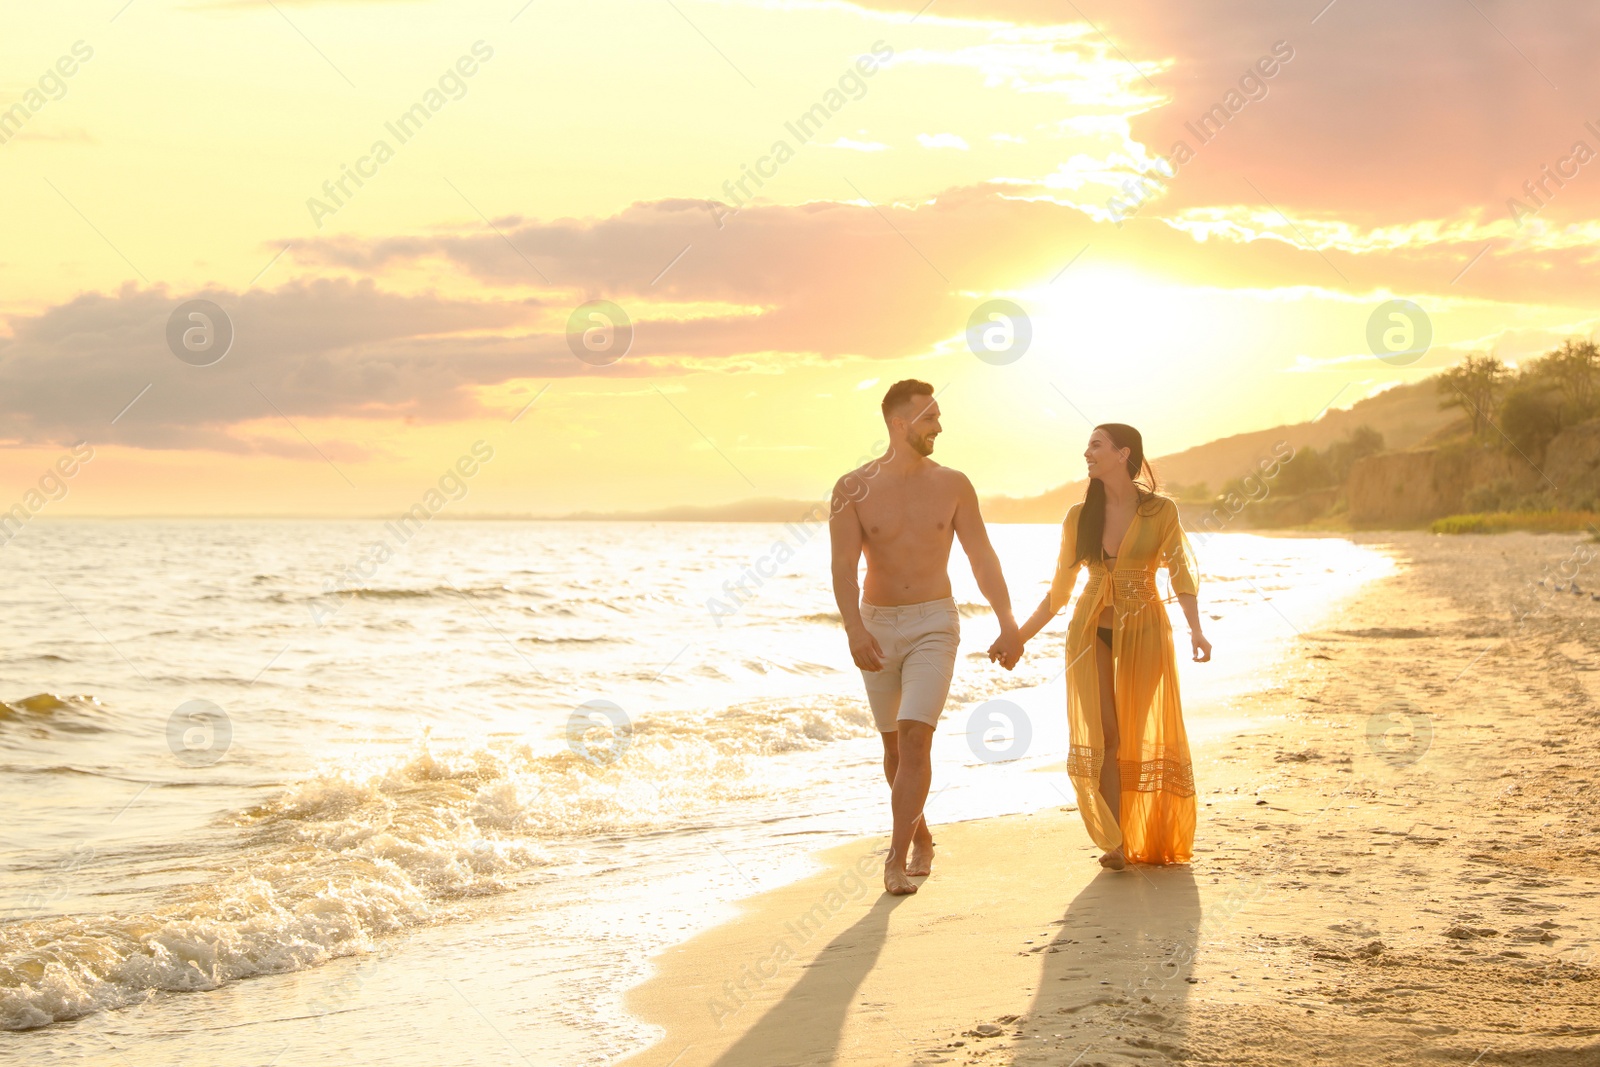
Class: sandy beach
618,530,1600,1067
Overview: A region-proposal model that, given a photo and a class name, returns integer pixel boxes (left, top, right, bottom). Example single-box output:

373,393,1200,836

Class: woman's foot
1098,847,1126,870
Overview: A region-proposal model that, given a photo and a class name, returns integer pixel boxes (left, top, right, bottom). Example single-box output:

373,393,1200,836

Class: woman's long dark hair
1073,422,1163,567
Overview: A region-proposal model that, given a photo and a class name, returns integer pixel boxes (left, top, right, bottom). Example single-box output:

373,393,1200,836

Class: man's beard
908,431,935,457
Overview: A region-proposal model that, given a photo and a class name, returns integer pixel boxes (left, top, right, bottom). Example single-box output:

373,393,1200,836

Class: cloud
917,132,970,150
193,0,428,7
303,179,1600,325
2,126,96,145
2,192,1086,451
823,136,891,151
10,161,1598,454
846,0,1600,229
294,196,983,353
0,278,537,451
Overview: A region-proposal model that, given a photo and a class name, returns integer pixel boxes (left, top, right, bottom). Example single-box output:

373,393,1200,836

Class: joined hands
987,627,1024,671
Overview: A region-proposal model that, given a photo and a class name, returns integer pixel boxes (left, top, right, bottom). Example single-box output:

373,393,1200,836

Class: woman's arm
1017,589,1058,644
990,508,1080,663
1177,591,1211,660
1164,503,1212,661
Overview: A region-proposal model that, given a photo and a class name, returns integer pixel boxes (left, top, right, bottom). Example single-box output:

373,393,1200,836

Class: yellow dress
1047,494,1199,865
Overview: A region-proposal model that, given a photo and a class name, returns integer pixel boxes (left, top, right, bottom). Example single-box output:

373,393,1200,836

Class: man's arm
829,473,884,671
951,472,1021,667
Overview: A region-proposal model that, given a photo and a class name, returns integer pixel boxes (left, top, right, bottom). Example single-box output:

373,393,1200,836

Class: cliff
1539,419,1600,503
1346,447,1525,526
1345,418,1600,527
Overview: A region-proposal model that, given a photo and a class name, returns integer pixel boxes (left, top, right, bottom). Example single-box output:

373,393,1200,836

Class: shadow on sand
1010,864,1202,1065
709,895,904,1067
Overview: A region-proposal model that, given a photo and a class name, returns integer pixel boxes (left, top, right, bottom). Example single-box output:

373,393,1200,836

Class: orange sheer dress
1047,494,1199,865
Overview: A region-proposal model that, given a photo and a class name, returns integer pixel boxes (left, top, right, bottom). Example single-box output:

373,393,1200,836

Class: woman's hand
1190,630,1212,663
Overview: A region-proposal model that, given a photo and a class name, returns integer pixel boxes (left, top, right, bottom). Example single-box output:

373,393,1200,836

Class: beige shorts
858,596,961,733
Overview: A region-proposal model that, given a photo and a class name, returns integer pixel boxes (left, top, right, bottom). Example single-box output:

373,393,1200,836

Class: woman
997,424,1212,868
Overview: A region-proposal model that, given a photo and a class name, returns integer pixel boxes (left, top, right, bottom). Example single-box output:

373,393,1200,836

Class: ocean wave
0,765,150,782
795,602,992,625
796,611,842,625
0,694,110,735
317,583,511,601
0,694,874,1030
769,659,837,677
0,848,529,1030
681,694,877,753
0,744,554,1030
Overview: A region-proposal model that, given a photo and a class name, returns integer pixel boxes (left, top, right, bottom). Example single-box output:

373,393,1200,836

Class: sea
0,519,1392,1065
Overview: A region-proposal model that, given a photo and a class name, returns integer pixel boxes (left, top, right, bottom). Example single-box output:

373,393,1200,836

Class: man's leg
885,607,957,890
886,719,934,895
880,731,936,875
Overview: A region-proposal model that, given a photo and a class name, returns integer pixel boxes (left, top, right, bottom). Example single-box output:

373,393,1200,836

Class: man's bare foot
907,838,934,877
885,863,919,895
1098,848,1126,871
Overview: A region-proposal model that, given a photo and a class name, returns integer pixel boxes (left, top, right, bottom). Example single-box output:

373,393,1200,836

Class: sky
2,0,1598,517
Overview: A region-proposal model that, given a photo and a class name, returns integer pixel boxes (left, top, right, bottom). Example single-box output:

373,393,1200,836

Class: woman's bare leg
1095,630,1125,869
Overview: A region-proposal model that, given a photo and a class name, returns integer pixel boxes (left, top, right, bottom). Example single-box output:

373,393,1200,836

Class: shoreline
615,530,1600,1066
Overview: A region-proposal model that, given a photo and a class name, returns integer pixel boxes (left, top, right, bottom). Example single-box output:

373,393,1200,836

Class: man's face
896,396,942,457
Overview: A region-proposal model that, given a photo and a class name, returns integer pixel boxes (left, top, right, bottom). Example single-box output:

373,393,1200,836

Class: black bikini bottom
1096,625,1113,648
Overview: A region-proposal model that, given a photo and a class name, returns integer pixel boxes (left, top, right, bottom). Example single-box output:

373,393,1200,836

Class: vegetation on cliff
1193,335,1600,531
1430,511,1600,536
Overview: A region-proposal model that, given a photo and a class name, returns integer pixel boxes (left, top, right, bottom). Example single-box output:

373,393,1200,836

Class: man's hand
987,627,1024,671
849,627,885,671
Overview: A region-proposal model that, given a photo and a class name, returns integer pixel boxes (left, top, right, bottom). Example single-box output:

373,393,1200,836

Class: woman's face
1084,429,1128,480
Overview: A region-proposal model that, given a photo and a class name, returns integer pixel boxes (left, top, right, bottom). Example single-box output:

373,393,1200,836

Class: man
829,379,1023,895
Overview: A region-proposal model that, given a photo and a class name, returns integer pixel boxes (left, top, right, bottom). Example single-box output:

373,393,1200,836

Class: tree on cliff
1324,425,1384,483
1492,338,1598,461
1500,387,1563,462
1541,338,1599,422
1436,354,1509,440
1214,426,1382,501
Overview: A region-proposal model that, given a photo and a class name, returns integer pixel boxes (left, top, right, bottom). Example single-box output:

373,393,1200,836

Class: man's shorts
858,596,961,733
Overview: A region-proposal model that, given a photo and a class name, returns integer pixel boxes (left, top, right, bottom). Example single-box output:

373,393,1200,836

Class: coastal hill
559,378,1463,524
559,497,829,523
980,378,1460,523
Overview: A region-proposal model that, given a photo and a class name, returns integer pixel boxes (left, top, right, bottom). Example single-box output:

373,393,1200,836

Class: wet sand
617,531,1600,1066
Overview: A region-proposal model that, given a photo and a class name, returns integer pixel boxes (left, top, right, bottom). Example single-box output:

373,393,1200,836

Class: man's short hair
881,379,934,421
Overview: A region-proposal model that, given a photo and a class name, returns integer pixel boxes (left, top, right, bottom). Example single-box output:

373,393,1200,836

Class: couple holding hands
830,380,1212,895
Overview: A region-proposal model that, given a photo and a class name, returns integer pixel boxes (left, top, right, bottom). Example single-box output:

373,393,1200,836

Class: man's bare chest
854,482,957,545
